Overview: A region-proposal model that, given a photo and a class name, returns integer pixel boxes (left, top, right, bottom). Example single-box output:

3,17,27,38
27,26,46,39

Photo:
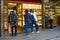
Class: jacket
10,13,18,26
24,13,32,25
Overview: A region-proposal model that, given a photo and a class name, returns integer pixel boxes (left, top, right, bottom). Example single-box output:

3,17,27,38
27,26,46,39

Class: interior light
8,3,17,5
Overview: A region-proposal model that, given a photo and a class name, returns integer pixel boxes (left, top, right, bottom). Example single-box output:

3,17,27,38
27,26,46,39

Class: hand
33,24,35,26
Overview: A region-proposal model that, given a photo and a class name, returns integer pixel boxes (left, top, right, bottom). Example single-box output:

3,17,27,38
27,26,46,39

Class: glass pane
18,21,23,27
4,22,8,29
37,16,42,20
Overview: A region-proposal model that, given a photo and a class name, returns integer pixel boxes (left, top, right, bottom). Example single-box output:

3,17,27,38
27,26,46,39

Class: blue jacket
30,14,37,24
24,13,32,25
10,13,18,26
30,14,35,21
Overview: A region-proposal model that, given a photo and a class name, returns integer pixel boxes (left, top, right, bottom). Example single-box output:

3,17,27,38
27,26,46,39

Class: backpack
45,16,48,22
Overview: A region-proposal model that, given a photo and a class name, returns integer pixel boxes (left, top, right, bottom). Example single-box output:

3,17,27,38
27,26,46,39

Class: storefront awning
4,0,42,3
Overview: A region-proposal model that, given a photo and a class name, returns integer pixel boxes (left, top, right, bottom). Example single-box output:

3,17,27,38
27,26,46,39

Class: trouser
24,24,29,35
31,21,39,32
45,22,48,28
49,19,53,29
11,25,17,36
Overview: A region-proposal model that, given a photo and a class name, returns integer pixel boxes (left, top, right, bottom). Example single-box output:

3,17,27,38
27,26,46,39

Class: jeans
31,21,39,32
49,19,53,29
45,22,48,28
24,24,29,35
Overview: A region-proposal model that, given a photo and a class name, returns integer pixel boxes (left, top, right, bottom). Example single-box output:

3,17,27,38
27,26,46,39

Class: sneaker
32,32,35,33
36,31,39,33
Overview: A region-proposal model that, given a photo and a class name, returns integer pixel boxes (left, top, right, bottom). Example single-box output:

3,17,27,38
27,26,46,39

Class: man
30,9,39,33
10,11,18,36
48,10,55,29
24,9,32,36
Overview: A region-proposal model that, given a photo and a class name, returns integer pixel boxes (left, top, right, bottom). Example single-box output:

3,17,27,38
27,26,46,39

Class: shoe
49,29,54,31
25,35,29,38
36,31,39,33
32,32,35,33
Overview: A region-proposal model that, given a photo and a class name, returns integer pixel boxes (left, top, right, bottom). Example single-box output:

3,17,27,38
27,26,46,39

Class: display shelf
55,6,60,14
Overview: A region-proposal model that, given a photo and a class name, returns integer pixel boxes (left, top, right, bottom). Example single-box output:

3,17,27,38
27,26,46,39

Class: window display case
22,4,42,26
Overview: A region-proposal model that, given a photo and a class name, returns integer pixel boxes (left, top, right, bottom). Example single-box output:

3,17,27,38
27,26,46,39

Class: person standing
48,10,55,29
10,11,18,36
30,9,39,33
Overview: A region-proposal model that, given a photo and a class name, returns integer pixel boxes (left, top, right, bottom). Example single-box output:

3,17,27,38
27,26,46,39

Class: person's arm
15,15,18,22
24,14,28,24
33,13,37,21
10,15,14,26
10,15,12,23
14,15,18,26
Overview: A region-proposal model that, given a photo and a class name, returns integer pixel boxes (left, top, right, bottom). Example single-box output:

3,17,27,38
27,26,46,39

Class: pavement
0,26,60,40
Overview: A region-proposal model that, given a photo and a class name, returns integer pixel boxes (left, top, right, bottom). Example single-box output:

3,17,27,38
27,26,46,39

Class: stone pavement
0,27,60,40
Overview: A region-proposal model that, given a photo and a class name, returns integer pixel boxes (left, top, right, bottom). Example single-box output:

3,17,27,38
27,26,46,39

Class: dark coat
10,13,18,27
24,13,32,25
